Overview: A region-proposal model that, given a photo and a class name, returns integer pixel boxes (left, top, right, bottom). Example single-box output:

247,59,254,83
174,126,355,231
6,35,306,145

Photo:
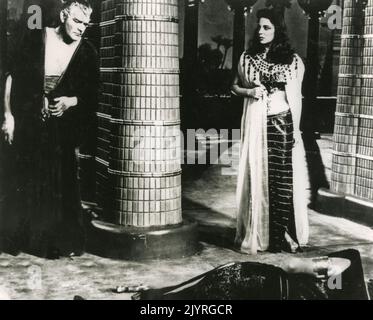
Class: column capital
186,0,205,8
225,0,258,11
298,0,333,16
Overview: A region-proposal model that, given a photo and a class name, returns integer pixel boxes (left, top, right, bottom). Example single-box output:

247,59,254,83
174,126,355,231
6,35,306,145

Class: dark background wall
197,0,309,69
7,0,336,66
4,0,340,132
186,0,336,70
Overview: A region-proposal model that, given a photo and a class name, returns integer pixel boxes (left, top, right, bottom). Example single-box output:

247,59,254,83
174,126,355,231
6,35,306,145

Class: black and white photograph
0,0,372,303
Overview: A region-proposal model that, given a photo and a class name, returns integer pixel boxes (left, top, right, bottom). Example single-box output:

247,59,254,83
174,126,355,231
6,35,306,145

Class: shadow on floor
182,197,236,251
302,134,330,208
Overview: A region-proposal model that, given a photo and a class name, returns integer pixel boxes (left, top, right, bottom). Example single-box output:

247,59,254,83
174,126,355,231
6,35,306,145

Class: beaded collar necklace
245,52,297,87
244,52,299,113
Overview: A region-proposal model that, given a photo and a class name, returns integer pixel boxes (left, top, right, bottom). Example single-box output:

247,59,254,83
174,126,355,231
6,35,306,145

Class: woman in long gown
231,8,309,254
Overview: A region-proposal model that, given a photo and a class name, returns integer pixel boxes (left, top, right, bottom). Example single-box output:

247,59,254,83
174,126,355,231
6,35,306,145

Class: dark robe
1,28,99,257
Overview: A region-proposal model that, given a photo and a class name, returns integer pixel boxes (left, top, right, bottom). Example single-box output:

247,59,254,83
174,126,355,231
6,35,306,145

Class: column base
315,188,373,226
86,217,201,260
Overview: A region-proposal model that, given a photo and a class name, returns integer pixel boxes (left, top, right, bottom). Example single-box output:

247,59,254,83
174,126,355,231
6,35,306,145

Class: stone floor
0,134,372,300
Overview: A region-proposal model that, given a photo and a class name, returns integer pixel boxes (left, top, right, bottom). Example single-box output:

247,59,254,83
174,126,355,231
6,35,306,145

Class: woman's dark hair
246,8,294,65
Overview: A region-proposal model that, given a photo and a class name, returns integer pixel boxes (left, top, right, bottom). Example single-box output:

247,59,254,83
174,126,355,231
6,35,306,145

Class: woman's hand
49,96,78,117
248,86,267,99
231,73,267,99
1,113,15,145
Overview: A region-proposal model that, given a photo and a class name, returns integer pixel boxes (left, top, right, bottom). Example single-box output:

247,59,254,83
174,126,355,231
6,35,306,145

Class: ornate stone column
316,0,373,225
91,0,198,259
183,0,200,85
181,0,202,129
331,0,366,196
353,0,373,200
226,0,258,71
298,0,333,136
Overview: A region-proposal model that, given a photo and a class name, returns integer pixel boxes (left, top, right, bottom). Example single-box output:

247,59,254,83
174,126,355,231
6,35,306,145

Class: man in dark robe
1,0,99,258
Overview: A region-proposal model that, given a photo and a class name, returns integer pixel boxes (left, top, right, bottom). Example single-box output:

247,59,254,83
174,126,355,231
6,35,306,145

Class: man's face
62,6,91,42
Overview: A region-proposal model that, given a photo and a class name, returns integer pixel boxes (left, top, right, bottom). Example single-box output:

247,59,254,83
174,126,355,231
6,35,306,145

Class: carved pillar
353,0,373,199
331,0,366,195
109,0,182,227
182,0,201,130
316,0,373,223
298,0,333,135
92,0,198,259
232,5,245,71
183,0,200,86
226,0,258,71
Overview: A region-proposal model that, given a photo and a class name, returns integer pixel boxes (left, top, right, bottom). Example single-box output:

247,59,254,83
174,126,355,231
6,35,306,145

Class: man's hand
1,113,15,145
49,96,78,117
